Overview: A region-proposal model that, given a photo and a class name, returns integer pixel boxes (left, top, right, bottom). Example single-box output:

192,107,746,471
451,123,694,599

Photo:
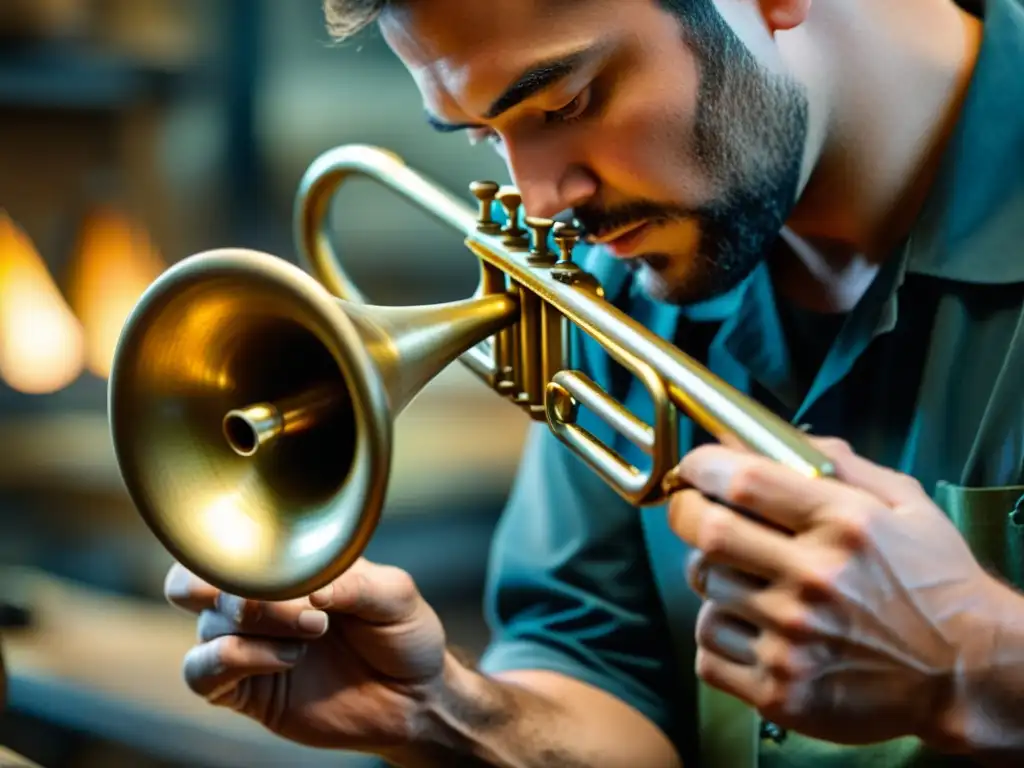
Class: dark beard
652,135,806,305
576,2,809,306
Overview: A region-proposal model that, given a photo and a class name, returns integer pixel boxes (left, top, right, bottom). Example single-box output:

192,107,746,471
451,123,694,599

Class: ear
759,0,812,32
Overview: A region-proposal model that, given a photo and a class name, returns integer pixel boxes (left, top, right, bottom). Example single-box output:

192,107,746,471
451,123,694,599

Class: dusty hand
668,437,1008,748
164,557,447,751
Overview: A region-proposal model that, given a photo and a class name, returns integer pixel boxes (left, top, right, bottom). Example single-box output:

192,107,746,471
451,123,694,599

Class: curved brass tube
107,143,833,602
291,144,833,499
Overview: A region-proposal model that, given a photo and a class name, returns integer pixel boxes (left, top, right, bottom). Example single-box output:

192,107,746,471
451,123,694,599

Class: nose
518,167,596,220
503,143,597,220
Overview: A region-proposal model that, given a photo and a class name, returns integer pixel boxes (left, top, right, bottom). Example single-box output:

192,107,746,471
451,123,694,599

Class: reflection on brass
551,222,584,282
469,181,501,236
525,217,555,264
222,383,339,457
495,188,528,249
660,466,691,497
108,144,835,602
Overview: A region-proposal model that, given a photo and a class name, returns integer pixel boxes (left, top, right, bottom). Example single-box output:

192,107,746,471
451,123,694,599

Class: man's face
380,0,811,305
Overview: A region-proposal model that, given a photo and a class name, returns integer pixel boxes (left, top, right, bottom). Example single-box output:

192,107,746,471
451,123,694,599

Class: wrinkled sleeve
478,421,681,735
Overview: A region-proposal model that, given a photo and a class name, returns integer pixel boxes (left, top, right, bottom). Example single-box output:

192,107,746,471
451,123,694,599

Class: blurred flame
66,205,166,379
0,212,86,394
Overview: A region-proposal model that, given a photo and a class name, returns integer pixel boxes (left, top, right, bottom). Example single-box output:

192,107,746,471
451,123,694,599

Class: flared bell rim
107,247,393,601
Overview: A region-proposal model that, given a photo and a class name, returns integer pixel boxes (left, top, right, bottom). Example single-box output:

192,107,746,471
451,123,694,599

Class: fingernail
297,610,328,635
216,593,245,623
274,643,306,663
692,459,733,497
164,566,191,600
309,585,333,608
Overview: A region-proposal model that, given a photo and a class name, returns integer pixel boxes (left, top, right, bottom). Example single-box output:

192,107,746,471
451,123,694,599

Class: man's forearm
381,651,681,768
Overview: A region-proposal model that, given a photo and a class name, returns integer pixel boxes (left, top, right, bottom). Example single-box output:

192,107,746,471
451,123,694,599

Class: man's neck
774,0,985,313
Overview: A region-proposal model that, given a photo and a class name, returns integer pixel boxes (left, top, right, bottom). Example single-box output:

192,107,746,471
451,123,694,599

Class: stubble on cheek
593,44,718,206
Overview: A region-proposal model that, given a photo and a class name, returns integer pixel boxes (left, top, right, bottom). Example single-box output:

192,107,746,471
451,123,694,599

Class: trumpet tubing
108,144,834,602
295,145,834,501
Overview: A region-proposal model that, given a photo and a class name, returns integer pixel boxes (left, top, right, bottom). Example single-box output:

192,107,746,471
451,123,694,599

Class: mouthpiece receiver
222,403,281,456
222,384,341,458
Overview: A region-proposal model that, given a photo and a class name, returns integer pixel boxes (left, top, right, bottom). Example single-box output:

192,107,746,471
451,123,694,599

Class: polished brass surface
109,246,517,600
0,636,6,713
550,222,584,282
469,181,502,236
525,217,555,263
222,383,339,457
0,746,44,768
110,143,835,602
495,188,528,249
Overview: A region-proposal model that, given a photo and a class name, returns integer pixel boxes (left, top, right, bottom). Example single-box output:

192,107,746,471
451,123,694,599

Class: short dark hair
323,0,386,40
321,0,716,42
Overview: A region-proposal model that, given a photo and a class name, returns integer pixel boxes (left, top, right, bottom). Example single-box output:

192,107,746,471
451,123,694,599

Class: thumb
809,436,925,508
309,558,421,624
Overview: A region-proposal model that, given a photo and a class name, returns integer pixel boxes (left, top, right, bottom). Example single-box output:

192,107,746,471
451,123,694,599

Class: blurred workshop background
0,2,528,766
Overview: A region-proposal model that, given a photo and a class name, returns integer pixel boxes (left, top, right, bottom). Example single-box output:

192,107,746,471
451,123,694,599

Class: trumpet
108,144,834,602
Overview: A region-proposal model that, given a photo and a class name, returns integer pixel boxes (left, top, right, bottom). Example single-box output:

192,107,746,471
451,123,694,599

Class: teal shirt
478,0,1024,765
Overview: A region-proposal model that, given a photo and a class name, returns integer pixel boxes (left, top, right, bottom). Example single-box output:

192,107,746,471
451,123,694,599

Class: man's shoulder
906,0,1024,283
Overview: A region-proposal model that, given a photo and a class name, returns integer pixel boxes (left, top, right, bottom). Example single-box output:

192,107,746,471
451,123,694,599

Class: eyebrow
425,46,598,133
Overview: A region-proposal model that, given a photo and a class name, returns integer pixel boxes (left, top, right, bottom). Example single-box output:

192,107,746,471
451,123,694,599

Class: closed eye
470,86,593,147
544,86,591,124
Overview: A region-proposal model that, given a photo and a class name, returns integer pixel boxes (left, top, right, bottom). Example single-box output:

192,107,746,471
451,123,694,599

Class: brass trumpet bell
108,247,518,600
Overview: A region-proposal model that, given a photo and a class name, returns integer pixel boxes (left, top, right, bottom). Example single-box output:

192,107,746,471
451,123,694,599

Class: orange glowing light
0,212,86,394
65,205,166,379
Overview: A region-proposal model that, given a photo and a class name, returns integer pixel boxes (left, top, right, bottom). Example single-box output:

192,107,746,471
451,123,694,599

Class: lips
593,221,653,257
587,219,649,245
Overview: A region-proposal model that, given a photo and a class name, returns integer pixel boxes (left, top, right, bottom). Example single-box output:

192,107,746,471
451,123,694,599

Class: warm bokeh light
0,211,86,394
65,204,166,379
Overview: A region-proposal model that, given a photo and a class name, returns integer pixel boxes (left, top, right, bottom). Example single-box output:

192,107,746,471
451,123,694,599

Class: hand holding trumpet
668,437,1024,754
165,558,449,752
